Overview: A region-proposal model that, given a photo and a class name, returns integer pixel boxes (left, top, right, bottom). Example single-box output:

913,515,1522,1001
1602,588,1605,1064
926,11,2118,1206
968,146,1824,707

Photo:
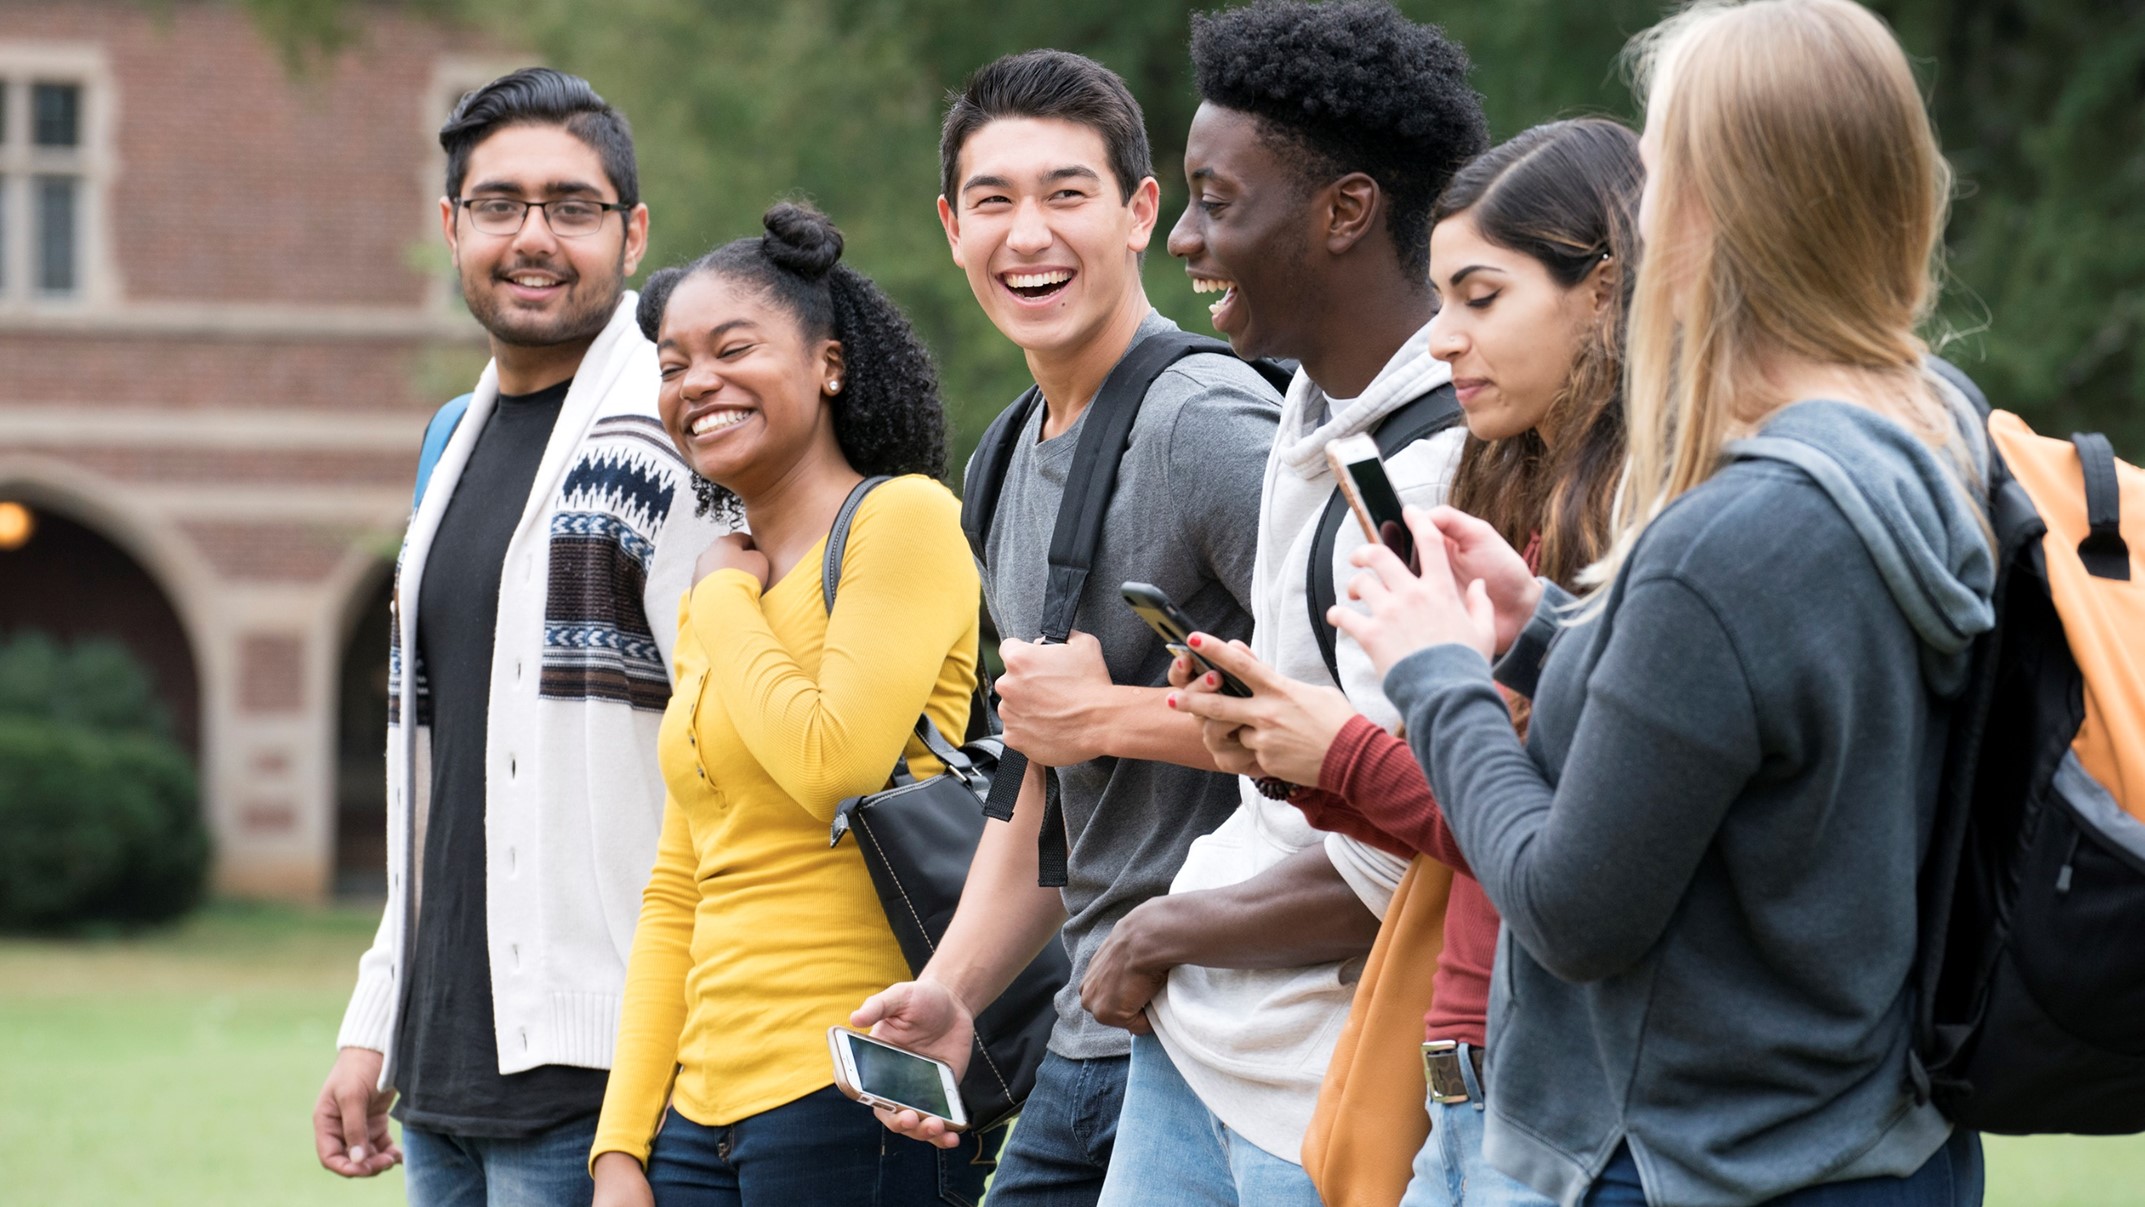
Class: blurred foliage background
232,0,2143,467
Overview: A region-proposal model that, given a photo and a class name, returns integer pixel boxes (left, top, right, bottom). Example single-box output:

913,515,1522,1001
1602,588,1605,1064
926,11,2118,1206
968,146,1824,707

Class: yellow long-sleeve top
592,474,980,1163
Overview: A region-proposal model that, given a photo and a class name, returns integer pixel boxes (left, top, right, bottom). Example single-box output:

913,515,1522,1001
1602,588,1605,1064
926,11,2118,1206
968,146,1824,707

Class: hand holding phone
828,1027,970,1132
1325,433,1416,570
1120,582,1252,698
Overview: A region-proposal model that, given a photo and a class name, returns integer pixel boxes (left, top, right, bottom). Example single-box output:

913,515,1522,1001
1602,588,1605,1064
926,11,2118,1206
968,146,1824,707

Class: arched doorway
333,570,393,896
0,500,200,754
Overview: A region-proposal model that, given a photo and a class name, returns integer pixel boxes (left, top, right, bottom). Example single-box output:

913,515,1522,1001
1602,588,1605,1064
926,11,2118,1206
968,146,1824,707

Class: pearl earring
828,379,842,394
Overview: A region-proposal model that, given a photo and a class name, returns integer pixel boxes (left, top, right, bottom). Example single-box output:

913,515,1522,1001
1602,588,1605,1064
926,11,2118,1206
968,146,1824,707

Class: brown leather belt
1421,1040,1487,1105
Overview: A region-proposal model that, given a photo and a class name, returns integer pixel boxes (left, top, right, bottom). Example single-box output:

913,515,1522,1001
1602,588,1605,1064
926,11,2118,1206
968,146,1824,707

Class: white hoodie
1146,326,1462,1161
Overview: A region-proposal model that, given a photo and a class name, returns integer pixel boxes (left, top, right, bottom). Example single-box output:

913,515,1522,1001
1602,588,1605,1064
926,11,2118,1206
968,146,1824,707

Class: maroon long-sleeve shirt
1292,715,1497,1047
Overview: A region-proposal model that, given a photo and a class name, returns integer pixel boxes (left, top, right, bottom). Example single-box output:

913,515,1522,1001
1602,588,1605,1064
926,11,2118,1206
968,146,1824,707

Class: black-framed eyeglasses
454,196,634,238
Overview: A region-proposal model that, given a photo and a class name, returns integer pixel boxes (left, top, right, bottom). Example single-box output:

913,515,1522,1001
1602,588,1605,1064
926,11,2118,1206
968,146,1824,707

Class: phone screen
1344,457,1415,567
843,1032,956,1119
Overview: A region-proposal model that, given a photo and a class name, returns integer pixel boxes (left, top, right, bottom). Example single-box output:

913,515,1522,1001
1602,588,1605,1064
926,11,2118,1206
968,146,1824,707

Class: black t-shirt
395,379,609,1137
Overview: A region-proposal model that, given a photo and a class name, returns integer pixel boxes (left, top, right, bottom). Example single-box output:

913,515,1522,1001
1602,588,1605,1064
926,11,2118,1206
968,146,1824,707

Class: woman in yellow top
590,203,990,1207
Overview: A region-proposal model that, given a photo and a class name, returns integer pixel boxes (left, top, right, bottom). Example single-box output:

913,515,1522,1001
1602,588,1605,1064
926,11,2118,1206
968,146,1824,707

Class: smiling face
654,272,844,499
1166,103,1319,361
441,123,648,349
937,116,1158,359
1425,212,1604,444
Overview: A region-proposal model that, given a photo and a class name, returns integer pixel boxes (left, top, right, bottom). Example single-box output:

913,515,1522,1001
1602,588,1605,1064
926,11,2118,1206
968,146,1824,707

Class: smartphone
1120,581,1253,698
827,1027,970,1131
1325,433,1415,568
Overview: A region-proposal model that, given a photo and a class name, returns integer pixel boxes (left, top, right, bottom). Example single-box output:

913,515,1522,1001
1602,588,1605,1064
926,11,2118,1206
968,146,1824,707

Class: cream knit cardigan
337,295,729,1084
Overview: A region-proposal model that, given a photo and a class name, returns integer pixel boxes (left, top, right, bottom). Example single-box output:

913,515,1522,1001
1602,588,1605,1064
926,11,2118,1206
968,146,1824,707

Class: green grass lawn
1,903,2141,1205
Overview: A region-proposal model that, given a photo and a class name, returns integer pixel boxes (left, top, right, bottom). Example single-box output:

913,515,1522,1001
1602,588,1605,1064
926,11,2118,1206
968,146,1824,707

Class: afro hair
1190,0,1488,276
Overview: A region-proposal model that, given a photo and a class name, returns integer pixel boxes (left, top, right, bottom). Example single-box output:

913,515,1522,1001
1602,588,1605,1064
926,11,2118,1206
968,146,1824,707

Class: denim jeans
984,1050,1129,1207
644,1088,999,1207
1581,1129,1985,1207
1094,1032,1321,1207
1399,1048,1555,1207
402,1114,598,1207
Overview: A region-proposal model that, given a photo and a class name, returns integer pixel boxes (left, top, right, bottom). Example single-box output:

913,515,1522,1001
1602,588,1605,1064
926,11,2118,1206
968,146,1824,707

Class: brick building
0,1,523,899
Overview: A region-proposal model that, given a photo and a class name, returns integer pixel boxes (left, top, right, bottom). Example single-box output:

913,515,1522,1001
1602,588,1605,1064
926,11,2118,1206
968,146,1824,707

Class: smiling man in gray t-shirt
851,50,1278,1206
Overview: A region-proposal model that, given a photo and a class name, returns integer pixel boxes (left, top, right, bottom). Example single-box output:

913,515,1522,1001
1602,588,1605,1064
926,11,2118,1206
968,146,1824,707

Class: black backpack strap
960,388,1044,569
2072,432,2131,581
1305,383,1464,685
984,328,1235,887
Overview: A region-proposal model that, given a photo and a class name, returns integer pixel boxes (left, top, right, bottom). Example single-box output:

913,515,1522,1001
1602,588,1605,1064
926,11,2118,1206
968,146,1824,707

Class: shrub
0,633,207,931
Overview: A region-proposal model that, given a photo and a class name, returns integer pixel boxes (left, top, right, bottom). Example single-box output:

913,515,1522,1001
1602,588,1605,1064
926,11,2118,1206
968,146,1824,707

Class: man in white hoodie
310,68,726,1206
1077,4,1491,1203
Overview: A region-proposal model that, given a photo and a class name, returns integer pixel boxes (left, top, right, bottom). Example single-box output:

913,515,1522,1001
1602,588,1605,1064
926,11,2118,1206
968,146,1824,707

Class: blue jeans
1095,1032,1321,1207
645,1088,998,1207
1400,1048,1555,1207
985,1051,1128,1207
1581,1129,1985,1206
402,1114,598,1207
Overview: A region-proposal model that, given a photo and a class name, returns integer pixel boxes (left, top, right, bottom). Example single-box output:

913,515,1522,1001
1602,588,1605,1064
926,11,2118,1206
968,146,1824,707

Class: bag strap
411,393,473,510
1304,383,1464,685
822,475,990,784
960,388,1043,569
981,328,1242,887
821,476,893,613
2072,432,2132,581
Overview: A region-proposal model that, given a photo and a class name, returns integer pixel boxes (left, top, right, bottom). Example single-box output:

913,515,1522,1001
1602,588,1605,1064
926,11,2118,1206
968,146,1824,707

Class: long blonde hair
1589,0,1959,592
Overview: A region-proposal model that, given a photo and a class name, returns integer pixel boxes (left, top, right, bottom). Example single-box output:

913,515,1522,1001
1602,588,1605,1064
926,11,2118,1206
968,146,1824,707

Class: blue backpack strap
412,393,473,510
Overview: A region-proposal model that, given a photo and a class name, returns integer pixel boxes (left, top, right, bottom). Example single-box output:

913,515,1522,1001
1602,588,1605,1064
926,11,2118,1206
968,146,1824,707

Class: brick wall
0,0,501,307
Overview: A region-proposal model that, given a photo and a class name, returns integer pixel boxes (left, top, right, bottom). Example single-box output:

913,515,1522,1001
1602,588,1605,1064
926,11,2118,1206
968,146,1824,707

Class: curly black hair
636,202,949,519
1189,0,1488,277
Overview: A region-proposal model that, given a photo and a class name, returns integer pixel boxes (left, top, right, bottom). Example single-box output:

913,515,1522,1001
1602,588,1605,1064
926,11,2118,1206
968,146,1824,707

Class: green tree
222,0,2145,458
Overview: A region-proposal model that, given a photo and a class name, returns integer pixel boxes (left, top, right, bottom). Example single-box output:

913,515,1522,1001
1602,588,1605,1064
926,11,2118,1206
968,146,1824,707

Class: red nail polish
1187,634,1203,648
1166,693,1178,709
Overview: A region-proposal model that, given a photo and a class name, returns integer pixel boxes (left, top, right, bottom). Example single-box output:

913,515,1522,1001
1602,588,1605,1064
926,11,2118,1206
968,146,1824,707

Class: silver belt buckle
1421,1039,1468,1105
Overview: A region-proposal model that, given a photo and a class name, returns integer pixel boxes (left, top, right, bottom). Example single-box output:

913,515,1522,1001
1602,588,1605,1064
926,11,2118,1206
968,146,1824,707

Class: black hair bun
760,202,843,278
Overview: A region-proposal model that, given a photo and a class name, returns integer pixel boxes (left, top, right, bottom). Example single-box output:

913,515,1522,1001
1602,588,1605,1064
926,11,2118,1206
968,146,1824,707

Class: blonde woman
1335,2,1994,1204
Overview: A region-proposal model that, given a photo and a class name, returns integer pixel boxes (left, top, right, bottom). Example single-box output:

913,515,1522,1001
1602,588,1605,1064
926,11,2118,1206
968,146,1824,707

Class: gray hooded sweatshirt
1384,399,1995,1207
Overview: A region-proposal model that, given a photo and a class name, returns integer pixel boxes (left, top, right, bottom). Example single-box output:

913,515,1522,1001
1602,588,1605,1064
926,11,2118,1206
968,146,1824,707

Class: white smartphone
827,1027,970,1131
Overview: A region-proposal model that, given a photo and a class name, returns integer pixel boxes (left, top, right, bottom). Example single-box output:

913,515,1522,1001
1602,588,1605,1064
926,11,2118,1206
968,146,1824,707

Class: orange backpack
1916,402,2145,1134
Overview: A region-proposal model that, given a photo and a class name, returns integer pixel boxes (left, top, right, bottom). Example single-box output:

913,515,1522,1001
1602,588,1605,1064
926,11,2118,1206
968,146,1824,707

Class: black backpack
958,330,1289,885
1912,360,2145,1134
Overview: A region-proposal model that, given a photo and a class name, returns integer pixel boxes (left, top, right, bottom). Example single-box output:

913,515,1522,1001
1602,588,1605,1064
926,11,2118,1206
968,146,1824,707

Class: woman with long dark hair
588,203,991,1207
1172,117,1639,1207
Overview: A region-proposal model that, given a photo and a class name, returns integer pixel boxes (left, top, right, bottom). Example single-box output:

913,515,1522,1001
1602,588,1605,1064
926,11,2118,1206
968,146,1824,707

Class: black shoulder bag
822,477,1071,1133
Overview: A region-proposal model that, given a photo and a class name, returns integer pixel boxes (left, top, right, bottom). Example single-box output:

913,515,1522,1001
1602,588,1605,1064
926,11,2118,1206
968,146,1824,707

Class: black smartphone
1325,433,1415,569
1120,582,1253,698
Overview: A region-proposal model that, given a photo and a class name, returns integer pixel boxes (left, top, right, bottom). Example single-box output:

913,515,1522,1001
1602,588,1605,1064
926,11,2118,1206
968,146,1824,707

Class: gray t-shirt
973,312,1279,1058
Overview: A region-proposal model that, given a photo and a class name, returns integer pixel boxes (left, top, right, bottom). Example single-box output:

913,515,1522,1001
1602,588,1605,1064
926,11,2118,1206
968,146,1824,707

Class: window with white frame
0,71,96,302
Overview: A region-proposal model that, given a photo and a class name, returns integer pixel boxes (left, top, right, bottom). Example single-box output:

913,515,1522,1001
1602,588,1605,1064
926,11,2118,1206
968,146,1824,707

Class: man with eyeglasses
313,67,728,1206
